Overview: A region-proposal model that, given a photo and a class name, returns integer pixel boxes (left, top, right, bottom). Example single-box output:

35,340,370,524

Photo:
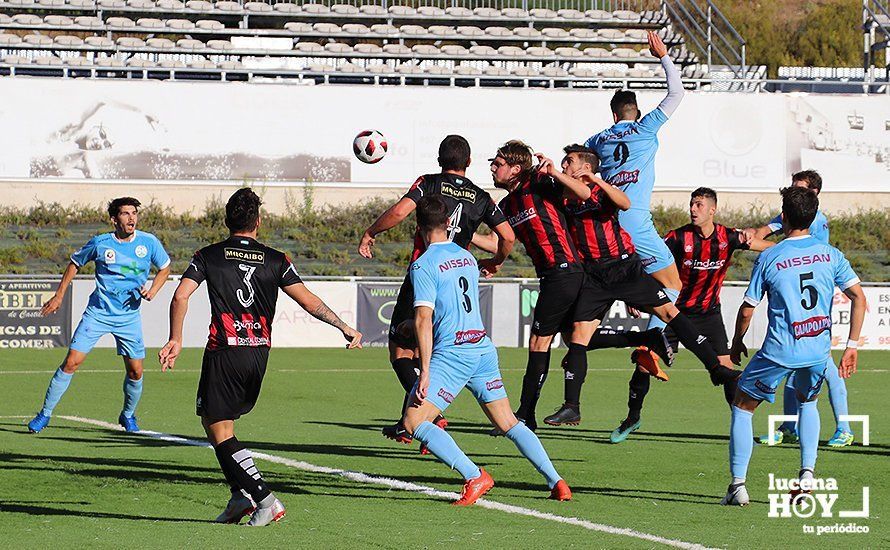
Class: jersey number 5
799,272,817,310
458,276,472,313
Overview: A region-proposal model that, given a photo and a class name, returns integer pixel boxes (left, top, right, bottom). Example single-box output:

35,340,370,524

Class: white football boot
721,482,750,506
215,490,255,524
245,497,286,527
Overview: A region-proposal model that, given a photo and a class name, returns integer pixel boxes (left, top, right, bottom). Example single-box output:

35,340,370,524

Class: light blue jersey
585,108,668,214
71,230,170,321
744,235,859,369
767,210,830,243
410,241,494,354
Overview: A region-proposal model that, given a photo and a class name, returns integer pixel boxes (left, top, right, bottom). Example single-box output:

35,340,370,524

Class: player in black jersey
358,135,515,446
159,188,362,527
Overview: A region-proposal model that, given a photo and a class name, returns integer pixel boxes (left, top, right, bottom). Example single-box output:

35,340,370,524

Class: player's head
780,185,819,233
561,144,599,176
438,135,471,172
791,170,822,196
490,140,533,190
107,197,140,236
225,187,262,234
610,90,640,123
689,187,717,227
416,194,449,245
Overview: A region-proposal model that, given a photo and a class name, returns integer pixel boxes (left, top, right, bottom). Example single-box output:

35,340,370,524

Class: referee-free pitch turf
0,348,886,549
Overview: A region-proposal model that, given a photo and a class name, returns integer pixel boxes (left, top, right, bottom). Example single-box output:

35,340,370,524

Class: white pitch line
2,368,887,375
57,415,712,550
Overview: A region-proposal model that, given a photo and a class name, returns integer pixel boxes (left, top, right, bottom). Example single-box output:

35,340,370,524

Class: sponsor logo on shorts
135,245,148,258
640,256,657,267
437,388,455,404
507,207,538,227
485,378,504,391
224,248,265,264
454,329,486,345
792,315,832,339
754,379,776,394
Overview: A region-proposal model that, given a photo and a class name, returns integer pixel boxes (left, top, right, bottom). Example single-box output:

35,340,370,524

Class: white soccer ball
353,130,388,164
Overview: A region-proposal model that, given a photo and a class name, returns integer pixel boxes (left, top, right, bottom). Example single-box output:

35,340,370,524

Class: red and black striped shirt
665,223,748,314
564,183,635,262
498,172,581,277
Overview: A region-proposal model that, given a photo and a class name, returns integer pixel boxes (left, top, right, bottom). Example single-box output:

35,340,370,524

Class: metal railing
864,0,890,81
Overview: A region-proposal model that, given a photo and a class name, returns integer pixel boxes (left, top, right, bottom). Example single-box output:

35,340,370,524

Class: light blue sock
412,421,481,481
646,287,679,331
40,367,74,417
122,375,143,418
781,376,799,432
729,406,754,480
798,400,820,470
505,422,561,488
824,358,851,433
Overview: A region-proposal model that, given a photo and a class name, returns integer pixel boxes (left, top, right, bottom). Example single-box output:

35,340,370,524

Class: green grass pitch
0,348,886,549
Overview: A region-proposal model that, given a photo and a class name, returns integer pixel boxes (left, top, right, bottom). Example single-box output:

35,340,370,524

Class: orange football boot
549,480,572,501
631,347,669,382
453,469,494,506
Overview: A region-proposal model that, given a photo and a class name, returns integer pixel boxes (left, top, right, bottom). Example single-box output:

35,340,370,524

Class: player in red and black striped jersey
610,187,773,443
159,188,361,527
358,135,515,445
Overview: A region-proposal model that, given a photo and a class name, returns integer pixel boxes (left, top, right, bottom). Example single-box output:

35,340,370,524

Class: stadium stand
0,0,712,86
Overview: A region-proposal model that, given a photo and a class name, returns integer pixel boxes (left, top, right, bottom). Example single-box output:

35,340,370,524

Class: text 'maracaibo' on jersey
498,171,580,277
744,235,859,369
403,173,506,263
410,241,495,354
71,230,170,320
183,236,302,351
665,223,749,314
563,182,635,262
767,210,830,244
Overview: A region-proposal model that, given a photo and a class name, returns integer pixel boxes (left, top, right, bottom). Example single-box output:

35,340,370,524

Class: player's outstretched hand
626,305,642,318
358,232,376,259
414,371,429,403
158,339,182,371
40,294,63,316
535,153,556,176
839,347,858,378
478,258,502,279
571,168,596,182
739,228,755,244
729,339,747,366
342,326,363,349
648,30,668,59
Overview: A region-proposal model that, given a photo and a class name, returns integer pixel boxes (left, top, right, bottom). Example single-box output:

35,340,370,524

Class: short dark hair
780,186,819,231
438,135,471,171
792,170,822,194
562,144,599,170
416,194,449,233
108,197,140,218
225,188,262,232
691,187,718,204
610,90,639,120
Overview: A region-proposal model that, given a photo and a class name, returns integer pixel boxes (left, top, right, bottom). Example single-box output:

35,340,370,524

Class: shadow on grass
0,503,217,523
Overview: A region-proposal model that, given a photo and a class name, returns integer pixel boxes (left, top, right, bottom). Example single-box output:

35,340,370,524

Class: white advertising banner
0,78,887,191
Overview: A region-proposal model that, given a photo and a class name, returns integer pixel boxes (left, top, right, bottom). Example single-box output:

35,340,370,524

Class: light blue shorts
70,313,145,359
619,209,675,274
420,347,507,412
738,352,827,403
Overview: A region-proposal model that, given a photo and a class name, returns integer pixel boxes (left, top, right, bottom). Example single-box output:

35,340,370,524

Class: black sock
516,351,550,421
215,437,271,504
391,358,418,392
563,343,588,405
723,374,738,406
667,314,719,370
627,368,650,422
587,327,650,350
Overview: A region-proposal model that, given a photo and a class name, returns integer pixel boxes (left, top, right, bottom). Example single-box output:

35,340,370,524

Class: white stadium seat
8,0,36,5
68,0,97,7
625,29,648,41
612,10,640,21
554,46,582,57
583,47,611,58
440,44,467,56
54,35,84,45
427,25,454,36
127,57,157,67
456,26,483,37
526,46,555,57
422,65,450,76
158,59,185,68
569,28,597,39
207,39,233,50
66,56,92,66
598,28,625,40
353,43,381,54
218,60,244,69
455,64,481,76
294,41,322,53
341,23,370,34
570,67,596,77
0,15,9,25
584,9,612,21
541,27,569,38
189,58,216,69
598,67,627,77
500,7,527,18
127,0,156,7
11,14,43,25
411,44,439,55
513,27,541,38
396,62,422,74
0,33,23,45
185,0,209,8
473,7,498,17
215,1,241,11
611,47,640,59
468,45,496,57
382,43,409,54
444,6,471,17
312,22,341,34
38,0,65,6
389,5,415,16
116,36,146,47
85,36,114,47
176,38,205,49
370,24,398,35
416,6,443,17
137,18,167,29
44,15,74,26
23,35,54,46
96,57,125,67
627,68,653,78
496,46,525,57
399,25,426,36
106,17,137,28
485,26,513,37
196,19,225,30
147,37,175,48
273,3,301,13
541,65,567,77
330,4,358,14
484,66,509,76
358,4,385,15
155,0,183,8
301,4,329,14
3,54,31,64
511,66,538,76
557,9,584,20
245,2,272,12
74,16,104,27
366,63,390,73
167,18,196,29
284,21,312,32
337,61,363,73
98,0,125,7
324,42,352,53
529,8,557,19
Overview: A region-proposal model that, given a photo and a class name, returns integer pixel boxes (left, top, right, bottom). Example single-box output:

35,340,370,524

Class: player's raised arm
41,261,79,316
649,31,685,118
159,277,199,371
537,153,590,201
282,283,362,348
358,197,417,259
580,172,631,211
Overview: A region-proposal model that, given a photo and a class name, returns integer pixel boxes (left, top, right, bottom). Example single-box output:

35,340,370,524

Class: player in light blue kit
583,31,687,384
747,171,855,448
401,195,571,506
28,197,171,434
721,187,866,506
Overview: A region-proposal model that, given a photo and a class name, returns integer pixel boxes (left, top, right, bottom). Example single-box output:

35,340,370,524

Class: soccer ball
353,130,388,164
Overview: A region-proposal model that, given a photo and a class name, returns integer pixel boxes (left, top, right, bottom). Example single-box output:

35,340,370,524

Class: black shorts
664,306,730,356
388,272,415,348
532,267,594,337
196,346,270,421
582,255,671,320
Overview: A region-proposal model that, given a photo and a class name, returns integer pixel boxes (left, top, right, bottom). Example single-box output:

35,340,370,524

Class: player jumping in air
159,188,362,526
358,135,514,447
722,186,866,506
28,197,171,434
583,30,687,409
745,171,856,448
401,194,571,505
609,187,774,443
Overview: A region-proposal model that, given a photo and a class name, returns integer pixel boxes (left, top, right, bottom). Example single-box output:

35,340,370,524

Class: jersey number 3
458,276,472,313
